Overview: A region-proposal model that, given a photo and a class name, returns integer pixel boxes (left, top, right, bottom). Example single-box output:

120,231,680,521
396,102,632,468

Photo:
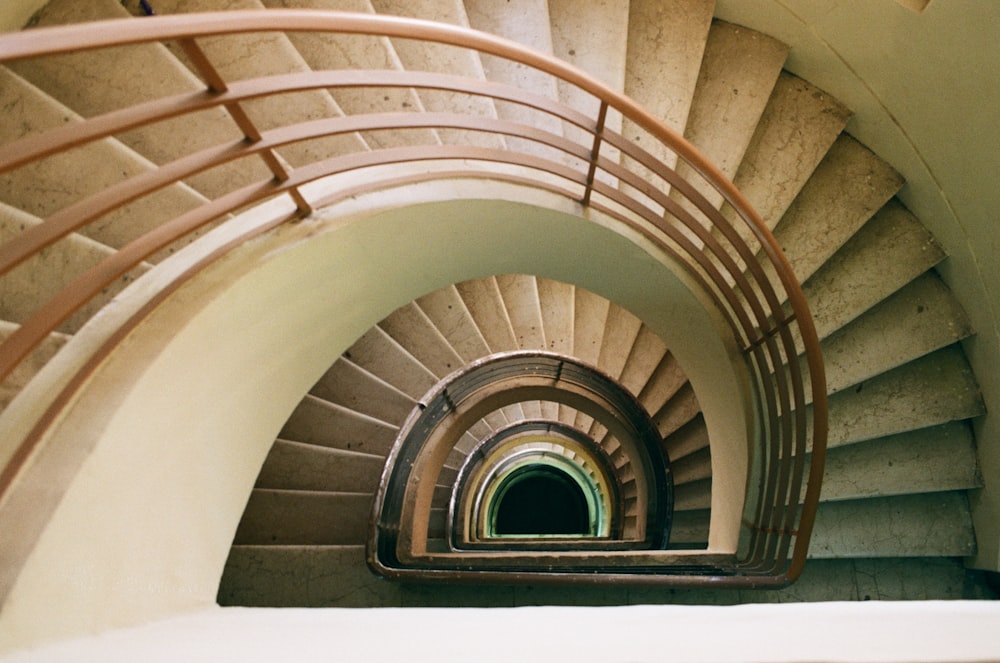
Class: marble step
0,67,210,255
816,422,981,502
621,0,715,174
342,324,438,400
0,203,149,334
254,439,385,492
278,394,399,456
809,491,975,559
463,0,564,159
820,344,984,451
149,0,370,169
261,0,441,150
811,272,973,398
232,489,373,545
722,72,851,245
803,199,946,342
14,0,269,198
310,357,416,425
368,0,504,149
672,20,787,210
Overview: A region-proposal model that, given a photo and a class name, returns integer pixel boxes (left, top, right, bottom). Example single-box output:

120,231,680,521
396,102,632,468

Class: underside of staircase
0,0,995,612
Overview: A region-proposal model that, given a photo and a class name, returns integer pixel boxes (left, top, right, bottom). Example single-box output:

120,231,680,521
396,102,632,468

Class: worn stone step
463,0,563,159
279,394,399,456
255,439,385,492
664,413,709,462
0,67,210,255
595,303,644,380
0,203,149,334
343,324,438,399
261,0,441,150
310,358,417,426
218,544,401,607
809,272,972,398
368,0,503,149
673,20,787,210
151,0,370,169
547,0,629,179
722,72,851,250
454,276,518,353
761,135,904,292
496,273,546,350
815,422,981,502
669,508,710,546
670,446,712,486
819,344,984,450
621,0,715,171
636,352,689,419
803,199,946,342
652,381,701,439
809,491,976,559
673,477,712,512
16,0,269,198
232,490,373,545
380,301,467,378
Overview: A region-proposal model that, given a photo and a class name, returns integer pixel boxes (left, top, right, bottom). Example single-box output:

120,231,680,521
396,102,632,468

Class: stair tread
416,284,491,361
803,199,946,340
595,304,643,380
233,489,372,546
0,202,149,334
816,422,981,502
153,0,370,167
812,272,973,397
262,0,441,151
379,301,466,378
766,135,904,287
368,0,504,149
454,276,518,353
496,274,547,350
809,491,975,559
0,66,211,255
12,0,268,198
819,344,984,450
617,325,669,398
311,357,417,425
279,393,399,456
464,0,564,160
675,20,788,208
727,72,851,231
255,438,385,492
344,325,438,399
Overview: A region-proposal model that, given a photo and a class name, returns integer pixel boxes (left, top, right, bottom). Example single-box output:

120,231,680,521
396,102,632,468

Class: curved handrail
0,10,826,586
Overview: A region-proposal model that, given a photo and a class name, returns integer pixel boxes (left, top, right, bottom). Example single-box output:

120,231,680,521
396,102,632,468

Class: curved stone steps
148,0,372,168
367,0,505,149
0,203,150,335
14,0,270,198
261,0,443,151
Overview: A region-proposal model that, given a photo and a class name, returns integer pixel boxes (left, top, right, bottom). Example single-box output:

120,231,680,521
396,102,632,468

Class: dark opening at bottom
493,465,591,535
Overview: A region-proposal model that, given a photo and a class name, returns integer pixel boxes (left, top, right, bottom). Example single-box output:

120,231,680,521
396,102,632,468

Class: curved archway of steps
0,182,748,647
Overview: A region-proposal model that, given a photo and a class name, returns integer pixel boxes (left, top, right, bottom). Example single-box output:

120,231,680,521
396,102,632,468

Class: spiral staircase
0,0,993,629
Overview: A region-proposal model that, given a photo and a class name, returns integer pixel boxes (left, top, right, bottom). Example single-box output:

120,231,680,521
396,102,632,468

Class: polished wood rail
0,10,827,587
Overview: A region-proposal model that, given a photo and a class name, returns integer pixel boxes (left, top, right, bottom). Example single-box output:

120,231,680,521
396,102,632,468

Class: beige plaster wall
0,183,749,651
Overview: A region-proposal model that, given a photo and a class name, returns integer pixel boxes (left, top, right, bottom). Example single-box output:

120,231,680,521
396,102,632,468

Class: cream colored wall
714,0,1000,571
0,183,749,652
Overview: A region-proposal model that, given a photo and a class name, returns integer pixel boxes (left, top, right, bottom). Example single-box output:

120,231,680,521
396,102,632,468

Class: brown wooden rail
0,10,827,587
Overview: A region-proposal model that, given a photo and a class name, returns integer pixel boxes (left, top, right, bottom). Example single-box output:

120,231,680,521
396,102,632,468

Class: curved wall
0,183,748,650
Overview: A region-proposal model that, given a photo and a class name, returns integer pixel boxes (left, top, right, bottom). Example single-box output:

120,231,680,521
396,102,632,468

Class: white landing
4,602,1000,663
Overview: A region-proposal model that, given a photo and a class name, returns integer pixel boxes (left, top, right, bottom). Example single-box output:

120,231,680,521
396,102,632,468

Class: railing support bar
581,101,608,207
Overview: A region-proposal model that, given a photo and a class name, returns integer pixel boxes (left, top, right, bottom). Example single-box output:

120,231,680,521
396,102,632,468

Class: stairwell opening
490,464,594,537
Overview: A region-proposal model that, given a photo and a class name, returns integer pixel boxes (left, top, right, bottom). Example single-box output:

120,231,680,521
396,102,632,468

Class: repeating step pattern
0,0,986,604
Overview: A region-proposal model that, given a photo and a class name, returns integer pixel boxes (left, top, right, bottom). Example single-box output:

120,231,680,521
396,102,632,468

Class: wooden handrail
0,10,826,587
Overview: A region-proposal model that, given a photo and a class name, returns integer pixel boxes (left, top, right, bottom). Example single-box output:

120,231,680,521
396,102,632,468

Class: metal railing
0,10,827,586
